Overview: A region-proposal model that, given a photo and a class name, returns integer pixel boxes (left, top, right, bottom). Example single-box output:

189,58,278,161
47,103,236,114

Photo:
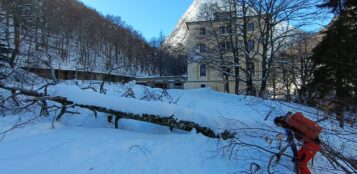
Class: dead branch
320,141,357,174
0,115,40,141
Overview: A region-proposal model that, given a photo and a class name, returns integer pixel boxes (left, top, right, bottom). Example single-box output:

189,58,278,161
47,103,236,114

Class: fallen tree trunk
0,84,235,139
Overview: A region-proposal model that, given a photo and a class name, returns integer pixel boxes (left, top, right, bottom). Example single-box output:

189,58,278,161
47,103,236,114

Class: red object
286,112,322,141
297,143,321,174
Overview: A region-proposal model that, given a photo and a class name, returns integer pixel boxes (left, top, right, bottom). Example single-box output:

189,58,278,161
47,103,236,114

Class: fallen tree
1,82,356,173
0,84,235,139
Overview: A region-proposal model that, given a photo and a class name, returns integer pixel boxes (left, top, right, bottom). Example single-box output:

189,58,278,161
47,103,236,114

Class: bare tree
272,32,318,102
246,0,321,98
191,1,255,94
1,0,176,84
190,0,320,96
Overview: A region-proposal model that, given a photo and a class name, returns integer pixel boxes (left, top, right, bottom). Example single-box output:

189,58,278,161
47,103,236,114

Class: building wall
184,18,263,94
184,80,248,94
23,68,133,82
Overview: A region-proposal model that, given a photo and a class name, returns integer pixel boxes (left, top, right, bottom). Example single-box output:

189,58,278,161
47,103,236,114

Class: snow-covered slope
0,125,240,174
164,0,214,47
0,79,355,174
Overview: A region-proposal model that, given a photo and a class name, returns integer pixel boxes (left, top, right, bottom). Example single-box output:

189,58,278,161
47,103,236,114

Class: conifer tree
311,0,357,127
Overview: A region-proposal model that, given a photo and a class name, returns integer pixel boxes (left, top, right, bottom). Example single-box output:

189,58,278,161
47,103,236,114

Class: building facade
184,13,263,94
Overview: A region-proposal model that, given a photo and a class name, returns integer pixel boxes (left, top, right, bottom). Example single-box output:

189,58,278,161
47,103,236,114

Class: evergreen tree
311,0,357,127
318,0,345,13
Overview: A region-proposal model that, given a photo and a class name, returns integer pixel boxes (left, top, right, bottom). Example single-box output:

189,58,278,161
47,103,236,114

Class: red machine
286,112,322,141
286,112,322,174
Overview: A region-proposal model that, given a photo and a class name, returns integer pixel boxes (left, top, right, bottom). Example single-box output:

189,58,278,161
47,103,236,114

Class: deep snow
0,80,355,174
0,124,239,174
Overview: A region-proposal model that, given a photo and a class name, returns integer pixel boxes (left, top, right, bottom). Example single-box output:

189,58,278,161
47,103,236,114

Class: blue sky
79,0,192,41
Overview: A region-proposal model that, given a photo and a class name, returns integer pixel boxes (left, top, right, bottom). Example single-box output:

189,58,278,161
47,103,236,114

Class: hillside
164,0,219,47
164,0,205,47
0,68,356,174
0,0,185,77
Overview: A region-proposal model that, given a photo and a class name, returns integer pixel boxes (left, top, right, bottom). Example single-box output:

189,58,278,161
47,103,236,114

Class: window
238,24,244,31
174,83,182,87
238,40,243,48
200,64,207,77
220,26,226,34
219,26,232,34
226,67,231,74
223,67,231,76
173,83,183,89
201,84,206,88
199,28,206,35
198,44,207,53
23,8,31,16
214,11,235,20
248,62,255,76
214,13,230,20
248,40,255,52
247,23,255,31
220,42,231,51
60,49,67,59
227,26,232,33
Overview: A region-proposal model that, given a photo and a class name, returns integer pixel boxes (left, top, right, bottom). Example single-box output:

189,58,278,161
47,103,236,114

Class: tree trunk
335,71,345,128
273,75,276,100
259,16,272,98
259,40,269,98
10,12,20,68
224,72,230,93
235,66,240,94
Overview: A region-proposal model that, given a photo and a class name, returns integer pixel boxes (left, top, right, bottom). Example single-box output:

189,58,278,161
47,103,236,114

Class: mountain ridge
164,0,215,47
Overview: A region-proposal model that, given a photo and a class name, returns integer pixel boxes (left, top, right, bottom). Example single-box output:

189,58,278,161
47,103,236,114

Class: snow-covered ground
0,78,355,174
0,121,239,174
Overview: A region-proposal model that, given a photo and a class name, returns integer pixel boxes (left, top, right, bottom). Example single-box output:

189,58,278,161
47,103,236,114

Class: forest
0,0,186,78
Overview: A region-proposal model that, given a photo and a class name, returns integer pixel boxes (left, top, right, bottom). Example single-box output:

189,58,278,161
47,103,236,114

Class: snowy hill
164,0,216,47
0,74,355,174
0,0,159,78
